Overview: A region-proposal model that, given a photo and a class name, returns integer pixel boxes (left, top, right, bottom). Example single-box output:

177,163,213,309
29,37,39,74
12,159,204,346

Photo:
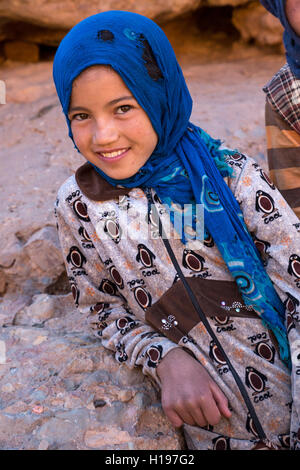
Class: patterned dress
54,151,300,450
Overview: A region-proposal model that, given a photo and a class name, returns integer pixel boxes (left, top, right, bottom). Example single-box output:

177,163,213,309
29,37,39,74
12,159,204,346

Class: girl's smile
95,147,130,162
68,65,158,180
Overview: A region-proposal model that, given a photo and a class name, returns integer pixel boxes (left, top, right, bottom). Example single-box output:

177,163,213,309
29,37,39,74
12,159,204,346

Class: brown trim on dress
75,161,131,201
145,277,258,344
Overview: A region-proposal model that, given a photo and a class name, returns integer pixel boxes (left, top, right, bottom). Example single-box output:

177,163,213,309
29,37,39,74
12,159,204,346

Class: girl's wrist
156,347,188,380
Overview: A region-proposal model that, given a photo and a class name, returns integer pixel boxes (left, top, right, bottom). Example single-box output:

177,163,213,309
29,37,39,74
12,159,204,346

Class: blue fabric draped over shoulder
53,10,290,368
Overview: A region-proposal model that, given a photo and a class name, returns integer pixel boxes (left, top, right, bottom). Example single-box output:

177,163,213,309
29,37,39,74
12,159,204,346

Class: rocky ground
0,27,286,449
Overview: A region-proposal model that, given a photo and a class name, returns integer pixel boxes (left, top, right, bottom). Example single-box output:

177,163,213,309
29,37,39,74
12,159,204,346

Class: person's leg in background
265,97,300,218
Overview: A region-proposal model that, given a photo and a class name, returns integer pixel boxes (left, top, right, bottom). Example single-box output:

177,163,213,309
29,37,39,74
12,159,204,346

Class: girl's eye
72,113,89,121
116,105,132,114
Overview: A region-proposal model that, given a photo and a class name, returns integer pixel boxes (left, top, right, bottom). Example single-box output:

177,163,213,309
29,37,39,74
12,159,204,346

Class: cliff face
0,0,283,62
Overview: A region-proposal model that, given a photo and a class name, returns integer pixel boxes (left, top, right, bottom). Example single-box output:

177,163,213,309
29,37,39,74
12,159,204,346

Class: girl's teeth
101,149,127,158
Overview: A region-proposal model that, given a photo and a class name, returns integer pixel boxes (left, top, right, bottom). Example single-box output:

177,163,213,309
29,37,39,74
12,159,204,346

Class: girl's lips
95,148,130,162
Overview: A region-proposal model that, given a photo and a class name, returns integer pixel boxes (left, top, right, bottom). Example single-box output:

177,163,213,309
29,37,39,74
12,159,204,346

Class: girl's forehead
69,65,135,108
73,65,115,85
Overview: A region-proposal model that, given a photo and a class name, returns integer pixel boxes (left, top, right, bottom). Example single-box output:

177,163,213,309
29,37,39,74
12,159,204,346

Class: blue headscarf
53,10,290,367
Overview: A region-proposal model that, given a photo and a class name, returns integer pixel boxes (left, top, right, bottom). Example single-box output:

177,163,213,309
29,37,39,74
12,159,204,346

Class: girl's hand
157,348,232,428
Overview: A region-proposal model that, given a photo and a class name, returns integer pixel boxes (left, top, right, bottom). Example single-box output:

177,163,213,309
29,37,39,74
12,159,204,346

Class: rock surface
0,16,286,450
0,1,283,60
0,0,203,30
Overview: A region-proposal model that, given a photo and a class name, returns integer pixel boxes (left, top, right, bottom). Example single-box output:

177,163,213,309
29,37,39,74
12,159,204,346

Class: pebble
117,389,134,403
1,383,14,393
84,427,132,448
38,440,49,450
93,399,106,408
32,405,44,414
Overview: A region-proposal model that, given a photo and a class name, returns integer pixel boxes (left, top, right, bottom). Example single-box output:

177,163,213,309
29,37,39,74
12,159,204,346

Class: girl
53,10,300,450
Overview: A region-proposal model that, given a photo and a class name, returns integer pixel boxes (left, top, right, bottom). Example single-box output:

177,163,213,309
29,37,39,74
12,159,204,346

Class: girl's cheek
72,123,86,142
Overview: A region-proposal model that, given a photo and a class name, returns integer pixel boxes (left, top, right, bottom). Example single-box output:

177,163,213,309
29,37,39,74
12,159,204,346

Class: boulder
206,0,249,5
0,0,284,57
2,226,66,294
13,293,60,326
0,0,204,31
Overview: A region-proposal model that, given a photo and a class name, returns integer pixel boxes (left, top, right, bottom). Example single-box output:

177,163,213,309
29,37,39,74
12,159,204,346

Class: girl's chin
92,164,140,180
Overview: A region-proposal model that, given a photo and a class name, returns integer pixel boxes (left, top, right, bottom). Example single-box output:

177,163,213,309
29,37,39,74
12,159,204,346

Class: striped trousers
265,99,300,218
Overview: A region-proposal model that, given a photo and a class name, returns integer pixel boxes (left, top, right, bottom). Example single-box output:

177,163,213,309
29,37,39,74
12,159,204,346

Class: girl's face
68,66,158,179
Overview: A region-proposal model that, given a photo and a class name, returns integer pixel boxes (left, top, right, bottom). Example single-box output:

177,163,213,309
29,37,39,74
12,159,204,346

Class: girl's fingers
165,408,184,428
211,383,232,418
166,403,202,428
188,406,208,428
178,409,198,427
198,395,221,426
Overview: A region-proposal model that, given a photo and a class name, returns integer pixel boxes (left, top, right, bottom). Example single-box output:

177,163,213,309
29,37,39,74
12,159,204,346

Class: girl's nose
92,118,118,145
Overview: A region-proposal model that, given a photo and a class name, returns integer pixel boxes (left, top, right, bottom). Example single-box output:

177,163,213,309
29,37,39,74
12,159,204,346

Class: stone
0,270,6,295
84,427,132,449
0,0,275,53
13,294,57,326
22,226,64,278
0,0,204,31
4,41,39,62
38,439,49,450
36,416,84,445
0,229,66,295
0,234,22,272
206,0,249,5
117,389,134,403
8,326,50,344
3,401,28,414
0,293,33,327
60,356,95,377
1,382,14,393
32,405,44,414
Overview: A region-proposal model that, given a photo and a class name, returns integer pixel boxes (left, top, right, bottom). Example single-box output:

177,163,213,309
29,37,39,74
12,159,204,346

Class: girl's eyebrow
69,95,135,114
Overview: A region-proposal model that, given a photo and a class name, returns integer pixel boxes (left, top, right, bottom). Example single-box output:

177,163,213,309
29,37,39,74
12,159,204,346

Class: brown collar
75,162,131,201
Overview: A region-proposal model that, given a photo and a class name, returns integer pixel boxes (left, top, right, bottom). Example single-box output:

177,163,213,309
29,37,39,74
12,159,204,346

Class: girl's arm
54,192,182,387
54,186,231,428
